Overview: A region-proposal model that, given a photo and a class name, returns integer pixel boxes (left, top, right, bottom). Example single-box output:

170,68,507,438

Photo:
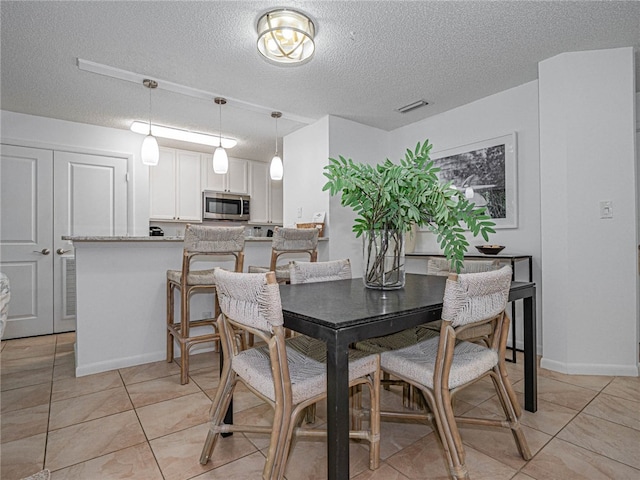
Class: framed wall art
430,133,518,229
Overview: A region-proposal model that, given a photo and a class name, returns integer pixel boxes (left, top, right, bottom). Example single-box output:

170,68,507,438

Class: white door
0,145,129,339
0,145,55,338
53,151,128,333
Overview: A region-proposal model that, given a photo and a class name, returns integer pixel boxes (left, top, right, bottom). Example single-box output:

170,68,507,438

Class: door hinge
125,172,130,182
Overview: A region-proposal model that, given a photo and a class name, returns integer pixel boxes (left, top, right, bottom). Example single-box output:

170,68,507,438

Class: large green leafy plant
322,139,496,274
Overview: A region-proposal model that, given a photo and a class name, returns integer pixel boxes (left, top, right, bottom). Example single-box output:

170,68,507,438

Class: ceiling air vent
397,100,429,114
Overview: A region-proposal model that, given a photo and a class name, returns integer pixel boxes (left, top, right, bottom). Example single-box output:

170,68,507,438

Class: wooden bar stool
167,224,245,384
248,226,319,284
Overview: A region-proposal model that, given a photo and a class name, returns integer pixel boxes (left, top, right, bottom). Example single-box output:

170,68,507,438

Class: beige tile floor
1,333,639,480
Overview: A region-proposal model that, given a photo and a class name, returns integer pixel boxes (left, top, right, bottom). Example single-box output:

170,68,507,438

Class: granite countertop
62,236,328,242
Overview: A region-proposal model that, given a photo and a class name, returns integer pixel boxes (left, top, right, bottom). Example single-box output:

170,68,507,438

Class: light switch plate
599,201,613,219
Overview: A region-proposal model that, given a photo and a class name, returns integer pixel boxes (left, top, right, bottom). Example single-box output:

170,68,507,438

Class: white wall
390,81,542,351
539,47,638,375
326,116,390,274
283,116,330,228
390,81,541,263
1,111,149,235
283,115,389,273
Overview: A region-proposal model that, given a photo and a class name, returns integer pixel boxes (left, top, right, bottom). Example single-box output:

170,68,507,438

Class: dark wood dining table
279,273,537,480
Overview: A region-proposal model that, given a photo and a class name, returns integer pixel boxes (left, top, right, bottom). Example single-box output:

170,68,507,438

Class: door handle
56,248,71,255
33,248,51,255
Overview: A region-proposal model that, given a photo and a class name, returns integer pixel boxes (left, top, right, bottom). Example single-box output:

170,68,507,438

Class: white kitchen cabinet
270,177,283,224
150,148,201,222
201,155,249,194
248,161,283,224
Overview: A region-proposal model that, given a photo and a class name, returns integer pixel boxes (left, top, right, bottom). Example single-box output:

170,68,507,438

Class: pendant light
212,97,229,174
141,79,159,166
270,111,283,180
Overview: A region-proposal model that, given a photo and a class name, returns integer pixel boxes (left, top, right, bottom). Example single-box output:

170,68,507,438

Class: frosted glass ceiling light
141,79,159,166
257,9,315,65
270,111,283,180
213,97,229,174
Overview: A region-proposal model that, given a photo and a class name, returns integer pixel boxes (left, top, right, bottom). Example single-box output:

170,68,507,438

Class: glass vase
362,229,405,289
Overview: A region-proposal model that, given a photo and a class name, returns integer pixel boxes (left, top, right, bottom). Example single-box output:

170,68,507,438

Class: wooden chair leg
199,362,235,465
383,372,391,390
491,372,532,460
263,399,293,480
433,389,470,480
179,342,189,385
179,287,190,385
166,282,174,363
351,384,363,430
368,369,381,470
272,409,298,480
304,403,317,424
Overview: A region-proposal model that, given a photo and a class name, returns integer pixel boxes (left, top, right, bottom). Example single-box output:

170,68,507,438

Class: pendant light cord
275,115,278,155
143,79,158,135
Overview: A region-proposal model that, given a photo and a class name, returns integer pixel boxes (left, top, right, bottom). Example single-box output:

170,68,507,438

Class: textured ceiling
1,1,639,162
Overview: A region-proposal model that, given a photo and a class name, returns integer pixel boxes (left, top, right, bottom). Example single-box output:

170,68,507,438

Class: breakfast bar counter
65,235,328,376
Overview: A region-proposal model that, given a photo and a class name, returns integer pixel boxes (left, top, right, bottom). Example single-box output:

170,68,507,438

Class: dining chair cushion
166,268,216,286
381,336,498,390
233,335,378,405
355,324,439,354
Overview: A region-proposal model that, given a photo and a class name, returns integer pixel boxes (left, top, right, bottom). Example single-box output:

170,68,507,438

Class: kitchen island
65,235,329,377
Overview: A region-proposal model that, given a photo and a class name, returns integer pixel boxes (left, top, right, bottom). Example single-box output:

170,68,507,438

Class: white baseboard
540,357,640,376
75,341,219,377
76,351,166,377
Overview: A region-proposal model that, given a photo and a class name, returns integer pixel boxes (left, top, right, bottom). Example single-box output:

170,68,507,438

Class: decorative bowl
475,244,505,255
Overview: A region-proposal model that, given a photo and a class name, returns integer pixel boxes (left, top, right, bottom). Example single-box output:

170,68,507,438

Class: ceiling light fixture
397,99,429,114
213,97,229,174
130,122,237,148
140,79,159,166
256,9,315,65
270,111,283,181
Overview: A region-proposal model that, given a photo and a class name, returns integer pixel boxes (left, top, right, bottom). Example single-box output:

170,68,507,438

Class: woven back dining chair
426,257,500,276
356,255,505,411
199,268,381,480
356,257,503,409
248,227,319,284
379,266,531,479
288,258,351,284
166,224,245,384
424,257,502,341
288,258,352,423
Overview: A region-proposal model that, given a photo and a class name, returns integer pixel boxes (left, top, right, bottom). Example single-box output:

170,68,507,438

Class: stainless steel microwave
202,191,250,221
